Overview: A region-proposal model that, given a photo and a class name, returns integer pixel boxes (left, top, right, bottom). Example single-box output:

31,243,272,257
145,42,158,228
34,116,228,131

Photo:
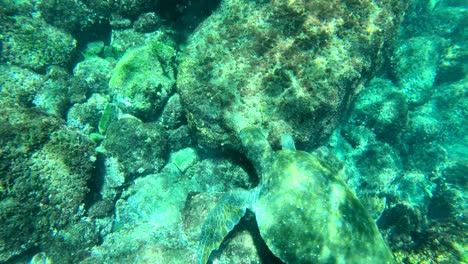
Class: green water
0,0,466,263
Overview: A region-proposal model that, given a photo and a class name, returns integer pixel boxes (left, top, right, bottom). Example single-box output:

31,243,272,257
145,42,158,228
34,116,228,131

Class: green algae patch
109,42,176,120
98,103,119,134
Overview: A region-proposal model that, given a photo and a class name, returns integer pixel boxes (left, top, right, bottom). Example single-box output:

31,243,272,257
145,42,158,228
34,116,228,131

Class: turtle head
239,127,272,175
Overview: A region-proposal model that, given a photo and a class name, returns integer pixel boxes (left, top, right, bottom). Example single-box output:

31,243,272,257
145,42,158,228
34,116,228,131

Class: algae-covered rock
0,64,43,108
87,150,255,263
331,74,467,263
36,0,106,38
167,125,196,152
81,222,194,264
103,116,168,176
392,36,441,107
400,78,467,175
133,12,162,33
178,0,408,150
115,163,200,230
34,66,88,118
98,156,127,201
105,27,177,58
1,16,76,72
108,0,158,18
85,160,202,263
186,158,252,194
109,41,176,120
41,219,100,263
160,93,186,129
73,56,113,94
348,78,408,144
1,64,87,119
105,28,148,58
395,2,467,86
347,142,403,219
66,93,110,135
333,123,402,220
0,0,34,16
0,107,96,262
0,64,87,119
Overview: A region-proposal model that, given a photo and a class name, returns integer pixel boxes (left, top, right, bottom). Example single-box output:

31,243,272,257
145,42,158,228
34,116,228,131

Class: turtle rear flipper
198,189,252,264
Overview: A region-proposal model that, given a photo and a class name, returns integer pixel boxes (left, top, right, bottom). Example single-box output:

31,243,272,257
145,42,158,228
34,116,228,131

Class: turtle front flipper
239,127,272,175
198,189,253,264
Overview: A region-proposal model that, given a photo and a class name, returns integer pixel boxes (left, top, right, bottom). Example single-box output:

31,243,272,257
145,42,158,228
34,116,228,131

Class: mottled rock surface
1,16,76,72
178,0,408,150
109,40,176,120
0,107,96,262
103,117,168,176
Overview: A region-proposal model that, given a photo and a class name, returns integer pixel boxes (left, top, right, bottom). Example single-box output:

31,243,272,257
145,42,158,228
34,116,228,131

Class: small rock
170,147,198,173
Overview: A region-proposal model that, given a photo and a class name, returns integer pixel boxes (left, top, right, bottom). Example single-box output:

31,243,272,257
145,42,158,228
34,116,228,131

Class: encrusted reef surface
0,0,466,263
0,107,97,262
177,0,408,150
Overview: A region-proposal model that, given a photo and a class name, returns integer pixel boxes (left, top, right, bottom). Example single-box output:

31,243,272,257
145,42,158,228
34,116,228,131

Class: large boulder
0,107,96,262
177,0,408,150
1,16,76,72
108,40,176,120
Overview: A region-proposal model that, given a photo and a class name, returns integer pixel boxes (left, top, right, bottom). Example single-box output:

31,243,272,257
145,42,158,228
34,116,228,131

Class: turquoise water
0,0,466,263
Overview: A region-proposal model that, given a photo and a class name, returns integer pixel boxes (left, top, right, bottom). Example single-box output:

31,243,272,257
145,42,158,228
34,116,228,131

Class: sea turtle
198,127,395,264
